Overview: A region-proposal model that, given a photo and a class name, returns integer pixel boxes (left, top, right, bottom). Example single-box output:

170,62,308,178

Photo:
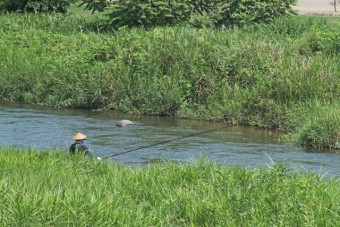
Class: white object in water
115,119,135,127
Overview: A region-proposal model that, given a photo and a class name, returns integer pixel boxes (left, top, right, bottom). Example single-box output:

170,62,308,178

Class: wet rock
115,119,135,127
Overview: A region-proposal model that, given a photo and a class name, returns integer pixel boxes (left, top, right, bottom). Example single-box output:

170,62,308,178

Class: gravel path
295,0,340,15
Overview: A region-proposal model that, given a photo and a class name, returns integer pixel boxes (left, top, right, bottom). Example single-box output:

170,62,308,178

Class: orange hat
72,133,87,141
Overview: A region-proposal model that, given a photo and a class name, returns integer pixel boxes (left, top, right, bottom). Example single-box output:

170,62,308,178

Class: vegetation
1,0,297,28
0,147,339,226
0,3,338,225
81,0,297,29
0,0,77,13
0,11,339,149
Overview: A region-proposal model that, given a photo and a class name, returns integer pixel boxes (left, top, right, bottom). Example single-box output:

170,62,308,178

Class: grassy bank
0,13,339,149
0,147,339,226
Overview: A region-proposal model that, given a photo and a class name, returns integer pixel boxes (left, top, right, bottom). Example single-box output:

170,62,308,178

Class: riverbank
0,147,339,226
0,13,339,150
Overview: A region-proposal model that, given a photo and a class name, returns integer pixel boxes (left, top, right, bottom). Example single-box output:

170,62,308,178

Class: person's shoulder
79,143,89,150
69,142,76,149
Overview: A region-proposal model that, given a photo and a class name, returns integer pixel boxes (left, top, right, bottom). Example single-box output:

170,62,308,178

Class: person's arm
83,146,102,160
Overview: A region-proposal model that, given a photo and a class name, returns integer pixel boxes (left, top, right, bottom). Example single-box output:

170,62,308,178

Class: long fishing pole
101,124,235,159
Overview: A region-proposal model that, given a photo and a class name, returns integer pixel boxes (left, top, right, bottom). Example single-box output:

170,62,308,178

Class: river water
0,100,339,176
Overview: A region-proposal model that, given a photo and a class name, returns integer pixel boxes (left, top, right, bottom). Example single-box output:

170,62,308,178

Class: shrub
104,0,192,29
288,105,340,150
220,0,297,27
92,0,297,29
0,0,77,13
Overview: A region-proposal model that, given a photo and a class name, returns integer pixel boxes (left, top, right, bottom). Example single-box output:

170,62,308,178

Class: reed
285,103,340,149
0,12,89,34
0,147,339,226
0,14,339,148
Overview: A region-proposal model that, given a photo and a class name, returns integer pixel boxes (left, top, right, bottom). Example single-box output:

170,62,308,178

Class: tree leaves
78,0,109,14
0,0,78,13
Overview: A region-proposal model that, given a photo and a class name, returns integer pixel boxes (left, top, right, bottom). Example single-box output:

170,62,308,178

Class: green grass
285,103,340,149
0,147,339,226
320,15,340,24
69,2,107,22
0,13,339,149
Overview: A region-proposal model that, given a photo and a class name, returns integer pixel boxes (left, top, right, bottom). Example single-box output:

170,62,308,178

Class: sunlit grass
0,147,339,226
0,13,339,149
69,2,107,22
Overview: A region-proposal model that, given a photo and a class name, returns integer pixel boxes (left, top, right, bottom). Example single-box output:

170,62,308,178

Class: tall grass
0,13,90,34
286,103,340,149
0,14,339,148
0,147,339,226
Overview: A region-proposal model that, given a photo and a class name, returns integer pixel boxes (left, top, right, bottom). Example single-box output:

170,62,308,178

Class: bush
297,30,340,56
0,0,77,13
287,104,340,150
104,0,192,29
96,0,297,29
220,0,297,27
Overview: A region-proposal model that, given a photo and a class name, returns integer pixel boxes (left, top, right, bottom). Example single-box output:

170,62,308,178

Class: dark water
0,100,339,176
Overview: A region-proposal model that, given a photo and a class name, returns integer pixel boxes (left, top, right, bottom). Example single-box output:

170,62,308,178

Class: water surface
1,100,339,176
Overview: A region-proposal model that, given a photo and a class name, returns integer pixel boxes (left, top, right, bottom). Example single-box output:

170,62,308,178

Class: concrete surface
295,0,340,15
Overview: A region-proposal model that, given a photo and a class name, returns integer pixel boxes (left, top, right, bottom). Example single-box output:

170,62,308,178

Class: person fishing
69,132,101,160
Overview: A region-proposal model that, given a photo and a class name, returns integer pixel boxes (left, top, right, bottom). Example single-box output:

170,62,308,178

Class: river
0,100,339,176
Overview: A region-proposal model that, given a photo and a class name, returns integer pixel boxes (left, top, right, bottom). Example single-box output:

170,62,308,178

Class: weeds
0,14,339,148
0,147,339,226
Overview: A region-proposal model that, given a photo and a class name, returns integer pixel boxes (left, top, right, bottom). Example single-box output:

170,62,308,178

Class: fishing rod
101,124,235,159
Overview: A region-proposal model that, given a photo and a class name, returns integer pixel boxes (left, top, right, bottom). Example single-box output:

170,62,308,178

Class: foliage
79,0,297,29
0,148,339,226
104,0,192,29
0,14,339,148
297,30,340,55
78,0,109,14
288,104,340,149
220,0,297,27
0,0,77,13
0,0,298,26
0,0,26,12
